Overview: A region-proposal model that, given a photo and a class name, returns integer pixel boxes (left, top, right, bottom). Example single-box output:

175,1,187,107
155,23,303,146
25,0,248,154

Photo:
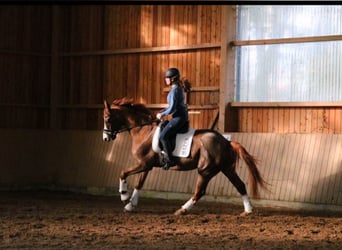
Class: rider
156,68,189,170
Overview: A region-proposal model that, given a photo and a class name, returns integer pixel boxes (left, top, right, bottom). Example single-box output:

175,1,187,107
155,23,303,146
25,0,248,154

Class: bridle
103,119,159,140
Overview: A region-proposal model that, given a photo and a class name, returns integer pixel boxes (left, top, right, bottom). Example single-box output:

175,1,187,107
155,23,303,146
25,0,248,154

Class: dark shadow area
310,165,342,207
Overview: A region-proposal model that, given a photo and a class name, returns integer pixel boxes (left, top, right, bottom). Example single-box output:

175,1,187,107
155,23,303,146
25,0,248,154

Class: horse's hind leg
174,174,210,216
222,169,253,216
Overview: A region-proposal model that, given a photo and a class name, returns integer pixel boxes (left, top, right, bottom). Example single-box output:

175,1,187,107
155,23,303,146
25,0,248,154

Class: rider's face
165,77,171,85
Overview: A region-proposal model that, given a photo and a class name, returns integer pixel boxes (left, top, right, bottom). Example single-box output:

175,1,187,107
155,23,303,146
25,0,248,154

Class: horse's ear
104,99,110,110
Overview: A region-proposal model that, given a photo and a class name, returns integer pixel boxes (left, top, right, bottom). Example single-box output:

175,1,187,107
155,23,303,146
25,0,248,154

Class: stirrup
162,159,176,170
159,151,168,166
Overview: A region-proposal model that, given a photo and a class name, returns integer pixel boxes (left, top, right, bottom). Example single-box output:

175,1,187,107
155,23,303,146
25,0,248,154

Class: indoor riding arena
0,5,341,250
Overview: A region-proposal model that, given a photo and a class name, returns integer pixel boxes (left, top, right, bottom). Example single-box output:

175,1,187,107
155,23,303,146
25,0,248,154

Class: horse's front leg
118,163,147,203
119,178,130,203
123,171,149,212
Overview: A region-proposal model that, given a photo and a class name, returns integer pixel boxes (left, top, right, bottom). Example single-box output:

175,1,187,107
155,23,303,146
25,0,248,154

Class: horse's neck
130,123,155,141
130,124,155,154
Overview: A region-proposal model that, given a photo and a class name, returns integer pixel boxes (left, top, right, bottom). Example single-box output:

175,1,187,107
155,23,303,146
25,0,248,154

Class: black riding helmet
165,68,180,80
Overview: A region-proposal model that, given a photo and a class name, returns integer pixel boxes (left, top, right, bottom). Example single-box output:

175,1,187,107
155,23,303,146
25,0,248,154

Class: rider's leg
159,121,177,169
159,138,176,169
159,117,188,170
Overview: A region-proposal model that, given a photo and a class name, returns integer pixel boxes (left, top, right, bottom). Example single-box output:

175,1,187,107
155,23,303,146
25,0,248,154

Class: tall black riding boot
160,139,176,170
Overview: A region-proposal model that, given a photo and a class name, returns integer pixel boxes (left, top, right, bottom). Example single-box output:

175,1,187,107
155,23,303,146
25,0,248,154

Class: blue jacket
160,85,188,120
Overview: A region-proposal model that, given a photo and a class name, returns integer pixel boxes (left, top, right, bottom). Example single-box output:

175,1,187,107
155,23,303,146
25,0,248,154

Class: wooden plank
261,108,269,133
329,136,342,205
305,109,312,134
311,108,319,133
0,50,50,57
277,108,285,133
245,134,258,193
203,50,210,105
270,108,277,133
286,134,304,202
251,109,258,133
302,134,319,203
308,134,324,203
273,133,288,201
323,109,333,133
231,35,342,47
312,134,333,203
263,133,275,198
279,134,293,201
241,108,251,132
293,108,300,133
60,42,221,57
256,108,263,132
163,86,220,92
320,135,337,203
148,104,218,110
291,134,306,201
170,5,176,46
231,102,342,107
0,104,49,108
299,108,306,133
245,108,252,132
266,133,283,200
335,108,342,133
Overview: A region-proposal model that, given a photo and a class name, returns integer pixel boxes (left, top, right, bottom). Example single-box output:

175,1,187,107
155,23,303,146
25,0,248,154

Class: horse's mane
111,97,153,117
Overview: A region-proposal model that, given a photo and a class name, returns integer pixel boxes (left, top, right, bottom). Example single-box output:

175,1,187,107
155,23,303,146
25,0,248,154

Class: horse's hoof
239,211,252,217
124,202,135,213
174,208,188,216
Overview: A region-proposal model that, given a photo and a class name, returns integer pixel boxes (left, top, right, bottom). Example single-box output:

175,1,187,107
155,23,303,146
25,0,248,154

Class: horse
103,97,268,216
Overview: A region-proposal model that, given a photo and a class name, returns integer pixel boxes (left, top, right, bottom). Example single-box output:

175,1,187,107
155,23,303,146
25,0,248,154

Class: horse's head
103,99,126,142
103,98,155,142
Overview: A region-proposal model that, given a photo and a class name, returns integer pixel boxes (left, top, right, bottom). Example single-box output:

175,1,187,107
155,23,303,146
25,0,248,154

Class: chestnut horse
103,97,268,216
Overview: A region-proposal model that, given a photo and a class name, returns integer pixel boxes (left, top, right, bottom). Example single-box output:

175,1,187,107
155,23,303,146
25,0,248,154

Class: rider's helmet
165,68,180,82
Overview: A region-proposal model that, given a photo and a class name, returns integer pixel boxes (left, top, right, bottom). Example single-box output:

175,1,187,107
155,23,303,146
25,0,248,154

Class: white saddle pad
152,126,195,158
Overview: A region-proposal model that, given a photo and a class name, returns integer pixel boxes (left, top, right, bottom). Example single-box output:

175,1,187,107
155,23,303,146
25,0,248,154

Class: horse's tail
230,141,269,197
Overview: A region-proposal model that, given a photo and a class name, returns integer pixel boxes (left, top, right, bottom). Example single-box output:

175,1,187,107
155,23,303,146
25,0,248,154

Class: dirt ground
0,190,341,250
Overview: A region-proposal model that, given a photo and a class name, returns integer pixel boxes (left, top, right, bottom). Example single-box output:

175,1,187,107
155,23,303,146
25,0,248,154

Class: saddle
152,120,195,158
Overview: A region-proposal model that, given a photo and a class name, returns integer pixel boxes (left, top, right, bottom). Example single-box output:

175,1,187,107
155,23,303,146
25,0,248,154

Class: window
235,5,342,102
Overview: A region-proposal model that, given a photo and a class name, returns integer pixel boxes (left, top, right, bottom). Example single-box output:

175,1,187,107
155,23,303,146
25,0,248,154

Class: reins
103,119,159,138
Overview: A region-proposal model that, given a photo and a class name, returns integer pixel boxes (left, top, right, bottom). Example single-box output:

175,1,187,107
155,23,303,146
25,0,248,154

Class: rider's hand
156,113,162,120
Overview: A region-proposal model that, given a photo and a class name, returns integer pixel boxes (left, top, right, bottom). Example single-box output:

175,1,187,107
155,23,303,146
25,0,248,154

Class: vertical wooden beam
219,5,236,132
50,6,60,129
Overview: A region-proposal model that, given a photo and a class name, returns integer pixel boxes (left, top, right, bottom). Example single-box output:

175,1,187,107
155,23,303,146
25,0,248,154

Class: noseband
103,128,118,140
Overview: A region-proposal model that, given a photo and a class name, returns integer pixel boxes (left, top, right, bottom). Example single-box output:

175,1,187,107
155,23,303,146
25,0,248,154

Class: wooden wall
1,130,340,210
0,5,223,130
0,6,51,129
233,105,342,133
1,5,341,134
56,5,222,130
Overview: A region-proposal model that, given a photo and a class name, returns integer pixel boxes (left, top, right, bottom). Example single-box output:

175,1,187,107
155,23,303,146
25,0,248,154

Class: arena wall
1,129,340,211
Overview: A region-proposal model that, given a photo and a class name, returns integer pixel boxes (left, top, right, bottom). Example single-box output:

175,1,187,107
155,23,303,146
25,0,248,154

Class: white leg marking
124,189,140,212
119,179,129,202
119,179,127,192
130,188,139,207
181,198,196,211
242,195,253,213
